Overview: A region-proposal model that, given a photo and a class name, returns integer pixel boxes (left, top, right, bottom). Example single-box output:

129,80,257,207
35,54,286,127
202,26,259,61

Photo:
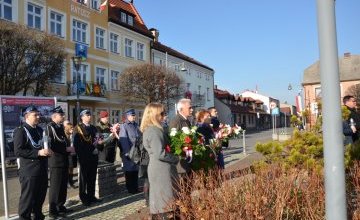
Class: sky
134,0,360,105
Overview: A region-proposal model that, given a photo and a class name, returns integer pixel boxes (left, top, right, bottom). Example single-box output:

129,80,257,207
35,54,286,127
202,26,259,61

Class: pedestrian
119,109,141,194
96,110,118,163
169,98,193,174
195,109,214,144
74,109,102,206
343,95,360,142
141,103,179,219
14,105,53,220
64,122,78,189
208,107,220,132
47,106,75,219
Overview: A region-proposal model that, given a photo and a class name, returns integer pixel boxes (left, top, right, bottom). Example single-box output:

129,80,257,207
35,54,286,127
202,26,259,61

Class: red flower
198,136,204,144
184,136,192,144
209,153,214,158
165,145,171,153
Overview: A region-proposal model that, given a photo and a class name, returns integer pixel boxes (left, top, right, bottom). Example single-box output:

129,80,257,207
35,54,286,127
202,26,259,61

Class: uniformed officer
47,106,75,219
96,110,118,163
14,105,53,220
74,109,102,206
119,109,141,194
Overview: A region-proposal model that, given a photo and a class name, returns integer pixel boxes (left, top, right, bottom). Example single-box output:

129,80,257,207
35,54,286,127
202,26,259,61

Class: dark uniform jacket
46,122,68,168
119,120,140,171
14,123,48,177
169,114,191,131
74,123,98,164
347,106,360,142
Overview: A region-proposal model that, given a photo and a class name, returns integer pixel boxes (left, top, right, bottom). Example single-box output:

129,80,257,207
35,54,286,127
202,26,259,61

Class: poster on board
1,96,56,159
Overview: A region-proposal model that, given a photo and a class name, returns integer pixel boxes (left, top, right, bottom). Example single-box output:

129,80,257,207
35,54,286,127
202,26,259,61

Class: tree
346,84,360,106
0,21,66,96
119,64,184,108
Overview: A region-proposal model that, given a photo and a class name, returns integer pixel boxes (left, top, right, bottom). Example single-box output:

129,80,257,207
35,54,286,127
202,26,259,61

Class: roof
108,0,153,38
152,41,214,72
303,54,360,85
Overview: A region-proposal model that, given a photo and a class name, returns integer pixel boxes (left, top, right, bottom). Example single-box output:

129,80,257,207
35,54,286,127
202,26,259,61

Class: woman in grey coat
140,103,179,219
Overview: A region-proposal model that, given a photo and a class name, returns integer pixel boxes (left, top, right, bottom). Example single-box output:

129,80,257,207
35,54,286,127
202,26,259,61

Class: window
72,19,87,44
75,0,88,5
95,27,105,49
91,0,99,10
110,70,119,90
125,38,133,57
0,0,12,21
198,85,201,94
72,64,88,83
127,15,133,26
137,43,144,60
96,67,106,85
111,109,121,124
207,87,210,101
27,3,42,30
121,12,126,23
52,63,66,84
49,11,63,37
109,33,119,53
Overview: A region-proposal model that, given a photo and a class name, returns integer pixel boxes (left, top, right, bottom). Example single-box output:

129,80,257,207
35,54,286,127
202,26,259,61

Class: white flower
191,127,197,133
182,127,190,135
170,130,177,137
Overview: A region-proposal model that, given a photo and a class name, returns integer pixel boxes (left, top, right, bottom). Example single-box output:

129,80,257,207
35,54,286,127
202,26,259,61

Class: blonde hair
64,123,74,139
140,103,164,132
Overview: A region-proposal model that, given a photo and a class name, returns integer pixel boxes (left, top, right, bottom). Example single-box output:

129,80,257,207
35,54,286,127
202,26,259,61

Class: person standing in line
14,105,53,220
208,107,225,169
343,95,360,142
141,103,179,219
74,109,102,206
47,106,75,219
64,122,78,188
169,98,193,175
119,109,141,194
96,110,118,163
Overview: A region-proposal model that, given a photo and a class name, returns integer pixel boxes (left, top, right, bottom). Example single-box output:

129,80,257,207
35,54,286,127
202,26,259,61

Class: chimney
344,52,351,58
149,28,159,42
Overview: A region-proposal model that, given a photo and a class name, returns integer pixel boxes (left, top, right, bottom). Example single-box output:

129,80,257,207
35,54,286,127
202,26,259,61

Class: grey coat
143,126,179,214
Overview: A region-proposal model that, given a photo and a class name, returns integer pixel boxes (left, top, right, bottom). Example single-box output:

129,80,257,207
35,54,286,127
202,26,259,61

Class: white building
240,90,279,114
150,29,215,118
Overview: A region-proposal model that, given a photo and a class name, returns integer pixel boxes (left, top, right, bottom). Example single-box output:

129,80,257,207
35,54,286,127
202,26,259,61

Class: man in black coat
169,98,193,174
74,109,102,206
208,107,220,132
14,105,53,220
47,106,75,219
343,95,360,142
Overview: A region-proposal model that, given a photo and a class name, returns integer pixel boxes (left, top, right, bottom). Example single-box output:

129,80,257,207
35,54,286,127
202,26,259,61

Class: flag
100,0,108,12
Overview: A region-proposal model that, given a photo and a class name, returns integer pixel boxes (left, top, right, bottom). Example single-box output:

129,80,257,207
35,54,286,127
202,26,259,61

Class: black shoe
82,201,91,207
59,206,73,214
90,197,102,203
48,212,62,220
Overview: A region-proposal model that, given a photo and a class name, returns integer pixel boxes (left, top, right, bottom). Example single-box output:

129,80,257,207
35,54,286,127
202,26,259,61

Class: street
0,129,275,219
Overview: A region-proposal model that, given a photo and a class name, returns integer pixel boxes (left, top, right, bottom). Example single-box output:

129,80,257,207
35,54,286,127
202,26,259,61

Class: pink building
302,53,360,126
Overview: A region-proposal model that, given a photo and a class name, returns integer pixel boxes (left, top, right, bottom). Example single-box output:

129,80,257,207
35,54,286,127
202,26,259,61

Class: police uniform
73,110,101,206
13,106,48,220
47,106,69,217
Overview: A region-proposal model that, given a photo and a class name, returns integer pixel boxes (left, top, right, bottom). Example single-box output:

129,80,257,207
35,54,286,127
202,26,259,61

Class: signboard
271,107,280,115
75,43,88,60
0,96,56,159
270,101,277,110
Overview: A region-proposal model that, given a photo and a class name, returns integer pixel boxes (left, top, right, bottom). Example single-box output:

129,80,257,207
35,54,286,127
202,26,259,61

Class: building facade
1,0,152,124
302,53,360,126
150,30,215,118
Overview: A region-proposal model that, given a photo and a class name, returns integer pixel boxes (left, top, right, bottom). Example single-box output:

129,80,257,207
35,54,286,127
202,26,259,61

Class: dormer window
121,12,126,23
127,15,133,26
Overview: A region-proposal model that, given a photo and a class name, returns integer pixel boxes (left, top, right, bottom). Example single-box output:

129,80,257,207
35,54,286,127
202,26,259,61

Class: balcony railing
67,81,107,97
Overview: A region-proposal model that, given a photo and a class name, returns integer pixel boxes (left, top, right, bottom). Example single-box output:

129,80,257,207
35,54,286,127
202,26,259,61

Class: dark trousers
125,171,138,193
49,167,68,214
79,161,98,204
18,175,47,220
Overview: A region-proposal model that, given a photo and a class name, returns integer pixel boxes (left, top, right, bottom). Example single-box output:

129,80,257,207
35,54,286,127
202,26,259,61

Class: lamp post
72,56,82,123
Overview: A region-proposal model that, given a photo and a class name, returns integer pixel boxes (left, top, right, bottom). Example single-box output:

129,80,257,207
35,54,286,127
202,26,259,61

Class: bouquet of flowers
216,124,243,147
169,127,216,171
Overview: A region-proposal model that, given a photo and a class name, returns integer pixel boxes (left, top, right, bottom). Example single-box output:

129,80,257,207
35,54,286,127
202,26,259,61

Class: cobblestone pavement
1,129,274,220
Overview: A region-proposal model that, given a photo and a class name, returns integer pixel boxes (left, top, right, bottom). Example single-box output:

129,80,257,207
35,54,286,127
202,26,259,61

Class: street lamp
72,56,82,123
